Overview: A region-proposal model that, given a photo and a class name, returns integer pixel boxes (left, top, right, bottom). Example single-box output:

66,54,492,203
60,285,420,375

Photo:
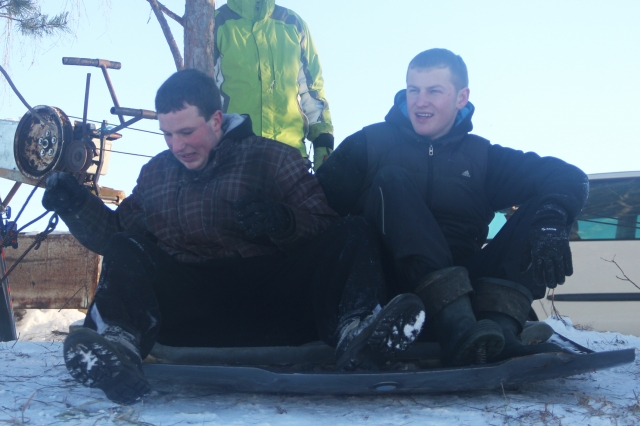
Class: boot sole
445,319,505,367
521,321,554,345
64,328,150,405
336,294,425,371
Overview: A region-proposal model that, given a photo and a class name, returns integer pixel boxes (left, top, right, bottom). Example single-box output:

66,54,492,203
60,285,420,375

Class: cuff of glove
268,205,296,240
532,203,568,225
313,146,333,171
312,133,334,149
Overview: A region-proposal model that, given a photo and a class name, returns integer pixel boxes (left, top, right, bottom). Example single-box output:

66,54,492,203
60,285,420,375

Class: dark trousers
84,216,385,358
364,166,547,301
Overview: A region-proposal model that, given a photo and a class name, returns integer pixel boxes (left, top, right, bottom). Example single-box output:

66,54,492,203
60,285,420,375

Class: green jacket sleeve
297,17,333,143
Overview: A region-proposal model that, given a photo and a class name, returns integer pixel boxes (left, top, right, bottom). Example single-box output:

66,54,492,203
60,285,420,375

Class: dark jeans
84,216,385,358
364,165,548,301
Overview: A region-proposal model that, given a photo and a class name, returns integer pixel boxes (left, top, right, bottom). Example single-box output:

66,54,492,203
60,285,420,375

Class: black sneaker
63,327,150,405
335,293,425,371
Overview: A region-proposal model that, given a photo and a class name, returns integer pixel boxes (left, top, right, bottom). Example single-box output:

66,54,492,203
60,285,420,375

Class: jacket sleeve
268,151,339,252
485,144,589,223
315,130,369,216
58,169,152,255
297,16,333,143
57,193,123,255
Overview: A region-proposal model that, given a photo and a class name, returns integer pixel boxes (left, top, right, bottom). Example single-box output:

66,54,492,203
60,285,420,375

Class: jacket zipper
427,143,434,205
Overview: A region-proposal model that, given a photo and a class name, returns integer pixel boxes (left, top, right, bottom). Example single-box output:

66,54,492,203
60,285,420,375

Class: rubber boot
415,267,504,367
473,278,563,362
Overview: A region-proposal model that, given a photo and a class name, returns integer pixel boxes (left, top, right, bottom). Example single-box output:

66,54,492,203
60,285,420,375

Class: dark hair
155,69,221,120
407,48,469,90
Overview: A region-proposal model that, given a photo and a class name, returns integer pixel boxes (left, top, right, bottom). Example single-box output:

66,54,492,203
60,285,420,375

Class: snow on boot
473,277,563,362
63,326,150,405
415,267,505,367
335,293,425,372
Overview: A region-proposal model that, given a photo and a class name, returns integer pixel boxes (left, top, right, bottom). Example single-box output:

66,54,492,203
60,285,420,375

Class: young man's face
158,104,223,171
406,67,470,140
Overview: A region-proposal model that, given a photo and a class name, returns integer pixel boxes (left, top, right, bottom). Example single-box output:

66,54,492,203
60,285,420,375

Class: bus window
576,177,640,241
486,176,640,242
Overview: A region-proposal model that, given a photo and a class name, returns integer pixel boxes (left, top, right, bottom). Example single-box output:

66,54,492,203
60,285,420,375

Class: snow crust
1,310,639,425
405,310,426,337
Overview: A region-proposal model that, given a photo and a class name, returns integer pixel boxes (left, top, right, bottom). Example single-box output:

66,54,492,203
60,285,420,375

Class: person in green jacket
214,0,334,170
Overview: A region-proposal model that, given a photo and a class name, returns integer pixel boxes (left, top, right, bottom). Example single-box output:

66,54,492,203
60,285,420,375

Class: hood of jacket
385,89,475,145
227,0,275,21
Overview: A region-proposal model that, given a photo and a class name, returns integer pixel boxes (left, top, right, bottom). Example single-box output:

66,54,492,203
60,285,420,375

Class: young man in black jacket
316,48,589,367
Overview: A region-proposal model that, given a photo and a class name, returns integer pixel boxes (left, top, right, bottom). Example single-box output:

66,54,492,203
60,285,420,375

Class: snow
405,311,425,338
1,310,639,425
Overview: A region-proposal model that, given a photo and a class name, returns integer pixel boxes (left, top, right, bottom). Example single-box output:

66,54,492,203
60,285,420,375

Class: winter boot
415,266,505,367
472,278,563,362
521,321,555,345
63,326,150,405
335,293,425,371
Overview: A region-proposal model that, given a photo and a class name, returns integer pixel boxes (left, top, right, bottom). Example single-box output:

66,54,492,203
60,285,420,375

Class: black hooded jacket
316,90,589,261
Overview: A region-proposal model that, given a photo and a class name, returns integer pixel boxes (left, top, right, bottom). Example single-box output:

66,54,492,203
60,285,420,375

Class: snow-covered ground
1,310,639,426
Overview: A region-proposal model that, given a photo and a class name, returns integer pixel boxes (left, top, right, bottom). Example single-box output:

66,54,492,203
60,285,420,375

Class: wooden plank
3,232,100,309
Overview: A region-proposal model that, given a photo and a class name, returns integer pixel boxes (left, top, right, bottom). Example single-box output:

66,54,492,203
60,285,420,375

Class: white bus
488,171,640,336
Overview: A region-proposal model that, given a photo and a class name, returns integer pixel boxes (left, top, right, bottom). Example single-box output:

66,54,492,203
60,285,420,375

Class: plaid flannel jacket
63,115,338,262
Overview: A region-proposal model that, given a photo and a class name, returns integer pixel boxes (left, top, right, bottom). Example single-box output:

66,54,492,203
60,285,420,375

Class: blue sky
1,0,639,231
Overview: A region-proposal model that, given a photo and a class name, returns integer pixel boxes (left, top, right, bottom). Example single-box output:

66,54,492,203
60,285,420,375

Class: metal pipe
0,183,23,212
110,107,157,120
104,116,143,136
100,66,125,124
82,73,91,141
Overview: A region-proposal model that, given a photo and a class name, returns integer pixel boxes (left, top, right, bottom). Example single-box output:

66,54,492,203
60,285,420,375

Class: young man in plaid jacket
44,69,425,405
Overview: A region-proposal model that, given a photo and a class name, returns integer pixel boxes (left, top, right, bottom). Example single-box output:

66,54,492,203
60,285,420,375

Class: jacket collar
385,89,475,145
210,113,255,156
227,0,275,21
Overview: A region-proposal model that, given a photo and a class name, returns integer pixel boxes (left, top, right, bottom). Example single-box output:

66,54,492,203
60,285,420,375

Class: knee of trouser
103,232,153,263
336,216,379,242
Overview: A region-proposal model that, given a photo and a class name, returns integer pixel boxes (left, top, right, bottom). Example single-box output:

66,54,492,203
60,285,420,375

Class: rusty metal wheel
13,105,72,180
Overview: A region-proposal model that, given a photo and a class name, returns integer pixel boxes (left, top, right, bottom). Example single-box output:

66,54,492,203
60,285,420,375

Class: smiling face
158,104,224,171
406,67,470,140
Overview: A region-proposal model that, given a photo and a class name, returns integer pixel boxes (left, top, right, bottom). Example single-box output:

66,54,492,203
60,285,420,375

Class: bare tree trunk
184,0,216,76
147,0,184,71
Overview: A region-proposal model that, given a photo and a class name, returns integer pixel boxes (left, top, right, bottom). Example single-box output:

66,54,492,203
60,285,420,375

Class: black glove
312,133,335,171
522,204,573,289
234,193,293,239
42,172,89,215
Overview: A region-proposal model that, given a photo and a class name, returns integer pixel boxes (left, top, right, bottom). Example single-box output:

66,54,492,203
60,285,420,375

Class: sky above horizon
1,0,639,231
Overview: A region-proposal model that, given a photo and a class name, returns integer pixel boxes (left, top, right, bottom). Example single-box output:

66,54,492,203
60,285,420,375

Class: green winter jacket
214,0,333,156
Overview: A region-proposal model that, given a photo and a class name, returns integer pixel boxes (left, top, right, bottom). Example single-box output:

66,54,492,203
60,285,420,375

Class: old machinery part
13,106,72,180
64,140,94,173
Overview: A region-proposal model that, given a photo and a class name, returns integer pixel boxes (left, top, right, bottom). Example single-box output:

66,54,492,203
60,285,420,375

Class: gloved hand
522,205,573,289
42,172,89,215
312,133,334,171
234,193,293,239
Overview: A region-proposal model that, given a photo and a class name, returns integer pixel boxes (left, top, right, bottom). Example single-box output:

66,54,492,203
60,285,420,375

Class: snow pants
364,166,548,301
83,216,385,358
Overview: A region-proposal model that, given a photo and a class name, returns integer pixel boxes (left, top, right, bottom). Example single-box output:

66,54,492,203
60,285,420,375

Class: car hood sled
141,332,635,395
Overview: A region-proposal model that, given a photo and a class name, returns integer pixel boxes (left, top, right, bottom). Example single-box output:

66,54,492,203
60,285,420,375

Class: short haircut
407,48,469,91
155,69,221,120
